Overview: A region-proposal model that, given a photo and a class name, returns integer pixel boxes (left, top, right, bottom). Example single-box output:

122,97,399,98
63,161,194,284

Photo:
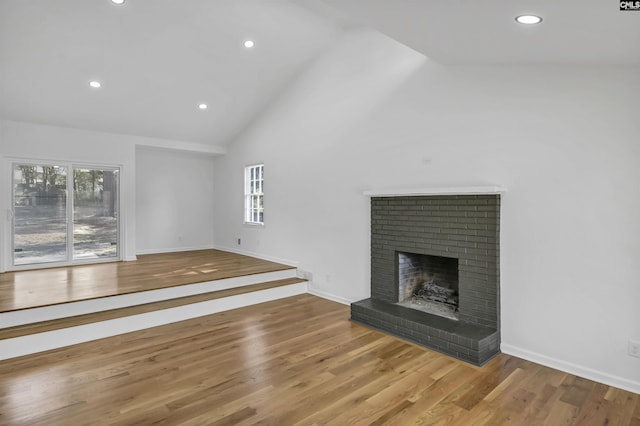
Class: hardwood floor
0,250,294,312
0,294,637,425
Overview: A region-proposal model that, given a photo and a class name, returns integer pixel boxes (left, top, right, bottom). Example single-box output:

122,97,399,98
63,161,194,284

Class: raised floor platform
0,250,307,360
0,249,295,312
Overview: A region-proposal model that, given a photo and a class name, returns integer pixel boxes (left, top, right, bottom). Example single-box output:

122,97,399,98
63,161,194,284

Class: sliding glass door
12,162,120,268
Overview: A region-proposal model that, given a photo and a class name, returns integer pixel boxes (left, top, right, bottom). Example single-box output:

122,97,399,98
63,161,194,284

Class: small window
244,164,264,225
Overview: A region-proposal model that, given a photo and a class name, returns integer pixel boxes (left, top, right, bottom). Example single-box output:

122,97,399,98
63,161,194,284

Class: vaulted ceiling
1,0,638,148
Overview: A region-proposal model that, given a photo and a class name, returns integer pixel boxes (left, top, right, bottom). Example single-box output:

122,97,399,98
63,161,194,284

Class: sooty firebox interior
397,252,459,321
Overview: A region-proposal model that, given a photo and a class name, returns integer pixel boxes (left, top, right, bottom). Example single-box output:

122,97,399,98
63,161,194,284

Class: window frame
5,158,122,271
244,164,264,226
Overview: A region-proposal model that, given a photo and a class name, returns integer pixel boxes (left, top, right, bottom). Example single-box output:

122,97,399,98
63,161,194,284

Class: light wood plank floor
0,294,637,425
0,250,294,312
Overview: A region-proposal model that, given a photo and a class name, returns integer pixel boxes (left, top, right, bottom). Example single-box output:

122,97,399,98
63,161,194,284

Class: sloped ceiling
0,0,638,148
320,0,640,65
0,0,344,147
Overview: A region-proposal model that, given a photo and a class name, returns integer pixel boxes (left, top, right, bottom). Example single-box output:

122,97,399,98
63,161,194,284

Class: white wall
212,29,640,392
136,147,215,254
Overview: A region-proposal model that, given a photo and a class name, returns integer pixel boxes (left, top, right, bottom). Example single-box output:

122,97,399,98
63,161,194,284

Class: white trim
244,163,264,225
501,343,640,395
0,282,307,361
0,156,8,272
5,158,123,270
135,140,226,156
243,221,265,228
363,186,507,197
307,286,352,306
9,256,121,272
213,244,299,267
135,245,215,256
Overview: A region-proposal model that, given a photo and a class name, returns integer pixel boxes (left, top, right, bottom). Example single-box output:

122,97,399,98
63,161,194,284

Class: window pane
244,164,264,224
13,164,68,265
73,168,119,260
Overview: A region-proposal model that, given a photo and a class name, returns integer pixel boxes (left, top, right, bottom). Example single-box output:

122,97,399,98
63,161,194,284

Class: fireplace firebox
397,252,459,321
351,192,502,365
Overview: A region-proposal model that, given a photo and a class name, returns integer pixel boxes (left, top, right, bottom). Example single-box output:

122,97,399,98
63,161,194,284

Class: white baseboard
501,343,640,395
0,282,307,361
307,286,352,306
135,245,215,256
213,245,298,267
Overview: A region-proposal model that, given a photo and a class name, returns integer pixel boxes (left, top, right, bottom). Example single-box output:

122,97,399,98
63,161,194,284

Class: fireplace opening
397,252,459,321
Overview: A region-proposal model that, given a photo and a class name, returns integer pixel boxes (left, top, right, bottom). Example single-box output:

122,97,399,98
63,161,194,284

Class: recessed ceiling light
515,15,543,25
243,40,255,49
198,103,208,110
88,81,102,88
111,0,125,5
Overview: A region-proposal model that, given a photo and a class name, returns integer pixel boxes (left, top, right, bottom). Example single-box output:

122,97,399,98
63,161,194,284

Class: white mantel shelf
363,186,507,197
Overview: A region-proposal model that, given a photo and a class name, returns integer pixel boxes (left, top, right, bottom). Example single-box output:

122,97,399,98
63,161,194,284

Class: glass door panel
13,164,68,266
11,162,120,269
72,168,119,260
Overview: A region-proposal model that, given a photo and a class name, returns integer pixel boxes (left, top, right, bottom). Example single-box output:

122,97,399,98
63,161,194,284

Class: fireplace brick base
351,298,499,365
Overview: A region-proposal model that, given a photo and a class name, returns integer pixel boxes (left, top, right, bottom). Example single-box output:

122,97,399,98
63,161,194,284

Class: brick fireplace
351,189,502,365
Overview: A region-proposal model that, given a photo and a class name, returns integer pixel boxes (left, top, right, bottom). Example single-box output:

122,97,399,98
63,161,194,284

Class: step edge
0,283,309,361
0,278,308,340
0,269,298,328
